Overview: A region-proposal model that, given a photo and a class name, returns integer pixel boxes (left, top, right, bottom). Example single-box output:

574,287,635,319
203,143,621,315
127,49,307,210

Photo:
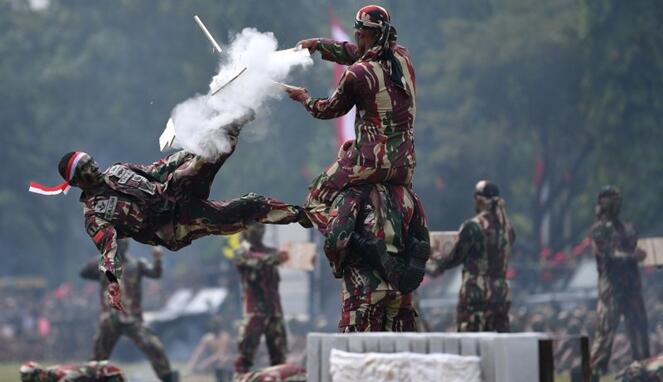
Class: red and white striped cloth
28,151,87,196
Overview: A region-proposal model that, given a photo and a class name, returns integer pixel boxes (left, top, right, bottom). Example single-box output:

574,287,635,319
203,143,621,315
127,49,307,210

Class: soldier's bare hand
296,38,318,54
286,86,310,103
634,248,647,262
277,250,289,264
151,247,164,260
107,282,126,313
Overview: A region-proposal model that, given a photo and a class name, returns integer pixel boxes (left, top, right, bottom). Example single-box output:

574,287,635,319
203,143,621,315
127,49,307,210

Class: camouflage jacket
235,364,306,382
81,151,193,276
591,218,642,291
328,184,428,298
307,39,416,169
429,211,515,306
20,361,124,382
81,254,161,321
234,241,283,315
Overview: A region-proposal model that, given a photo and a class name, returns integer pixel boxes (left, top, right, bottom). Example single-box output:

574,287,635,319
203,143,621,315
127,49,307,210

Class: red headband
28,152,87,196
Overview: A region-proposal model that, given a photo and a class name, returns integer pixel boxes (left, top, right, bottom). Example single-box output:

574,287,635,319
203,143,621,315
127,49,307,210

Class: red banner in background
330,13,356,149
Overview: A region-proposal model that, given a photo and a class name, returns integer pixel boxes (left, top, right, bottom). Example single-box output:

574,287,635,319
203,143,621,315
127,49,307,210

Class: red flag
330,13,356,148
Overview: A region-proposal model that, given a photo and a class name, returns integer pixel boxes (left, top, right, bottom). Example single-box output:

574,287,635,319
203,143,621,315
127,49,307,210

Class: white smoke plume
169,28,312,159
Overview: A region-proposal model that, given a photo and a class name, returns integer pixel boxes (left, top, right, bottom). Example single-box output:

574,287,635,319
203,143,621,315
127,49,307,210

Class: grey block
478,337,496,382
410,334,428,353
362,333,381,352
348,335,364,353
394,335,411,352
307,334,322,382
378,336,397,352
427,333,446,353
320,334,335,382
460,336,479,356
443,335,461,354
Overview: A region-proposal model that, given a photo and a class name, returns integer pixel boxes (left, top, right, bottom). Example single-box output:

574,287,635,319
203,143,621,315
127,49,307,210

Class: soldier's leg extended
623,292,650,362
590,291,621,374
235,313,268,373
125,322,172,381
93,317,122,360
264,315,287,366
158,194,304,250
305,161,414,233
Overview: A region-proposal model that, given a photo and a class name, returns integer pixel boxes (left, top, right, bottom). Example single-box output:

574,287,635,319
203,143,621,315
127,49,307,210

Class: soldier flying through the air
286,4,418,234
80,239,175,382
28,110,308,311
233,223,289,373
427,180,515,333
589,186,650,376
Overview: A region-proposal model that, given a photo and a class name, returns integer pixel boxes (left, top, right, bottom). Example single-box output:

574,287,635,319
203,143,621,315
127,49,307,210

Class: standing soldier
427,180,515,333
286,5,418,233
80,239,176,382
589,186,650,376
323,183,428,332
233,224,288,374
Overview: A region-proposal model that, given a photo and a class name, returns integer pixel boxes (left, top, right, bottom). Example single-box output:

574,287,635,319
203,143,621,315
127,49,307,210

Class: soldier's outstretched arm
288,69,357,120
85,214,126,311
298,38,360,65
428,221,479,275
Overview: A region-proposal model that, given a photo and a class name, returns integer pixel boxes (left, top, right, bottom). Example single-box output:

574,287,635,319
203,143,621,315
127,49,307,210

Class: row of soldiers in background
422,183,658,379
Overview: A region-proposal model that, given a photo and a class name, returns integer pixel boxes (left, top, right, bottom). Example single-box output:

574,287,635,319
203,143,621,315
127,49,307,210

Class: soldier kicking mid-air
29,110,308,311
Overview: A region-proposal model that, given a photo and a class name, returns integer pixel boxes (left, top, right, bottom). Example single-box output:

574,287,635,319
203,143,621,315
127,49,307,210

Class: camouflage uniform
233,227,287,373
590,189,650,374
427,183,515,333
302,36,417,233
20,360,125,382
234,364,306,382
80,114,303,278
325,184,427,332
80,243,173,381
619,353,663,382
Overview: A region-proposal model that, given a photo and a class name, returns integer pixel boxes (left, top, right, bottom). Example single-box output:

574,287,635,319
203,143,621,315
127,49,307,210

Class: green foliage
1,0,662,282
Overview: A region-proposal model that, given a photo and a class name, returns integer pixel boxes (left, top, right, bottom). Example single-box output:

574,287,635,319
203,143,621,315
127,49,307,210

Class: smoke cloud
169,28,312,159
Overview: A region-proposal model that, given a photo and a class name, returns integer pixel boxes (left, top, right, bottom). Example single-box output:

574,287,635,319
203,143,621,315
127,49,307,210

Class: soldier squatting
27,4,660,380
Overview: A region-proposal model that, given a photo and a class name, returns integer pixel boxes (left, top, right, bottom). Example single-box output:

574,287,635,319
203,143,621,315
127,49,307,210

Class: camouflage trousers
339,290,419,332
619,354,663,382
235,314,287,373
590,289,650,375
93,317,171,380
457,302,510,333
304,159,414,233
155,151,303,251
234,364,306,382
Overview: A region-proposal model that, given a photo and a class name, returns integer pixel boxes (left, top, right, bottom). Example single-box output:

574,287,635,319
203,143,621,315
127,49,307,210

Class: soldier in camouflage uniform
287,5,418,233
234,364,306,382
20,360,124,382
426,181,515,333
233,224,288,373
323,183,428,332
619,353,663,382
80,239,175,382
589,186,650,376
32,111,306,311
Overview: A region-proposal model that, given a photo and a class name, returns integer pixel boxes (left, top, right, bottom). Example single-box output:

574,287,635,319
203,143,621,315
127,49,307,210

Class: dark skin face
69,154,104,191
354,27,378,56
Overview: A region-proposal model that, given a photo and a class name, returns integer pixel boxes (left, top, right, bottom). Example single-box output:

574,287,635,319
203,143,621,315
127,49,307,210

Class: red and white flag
330,14,356,149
